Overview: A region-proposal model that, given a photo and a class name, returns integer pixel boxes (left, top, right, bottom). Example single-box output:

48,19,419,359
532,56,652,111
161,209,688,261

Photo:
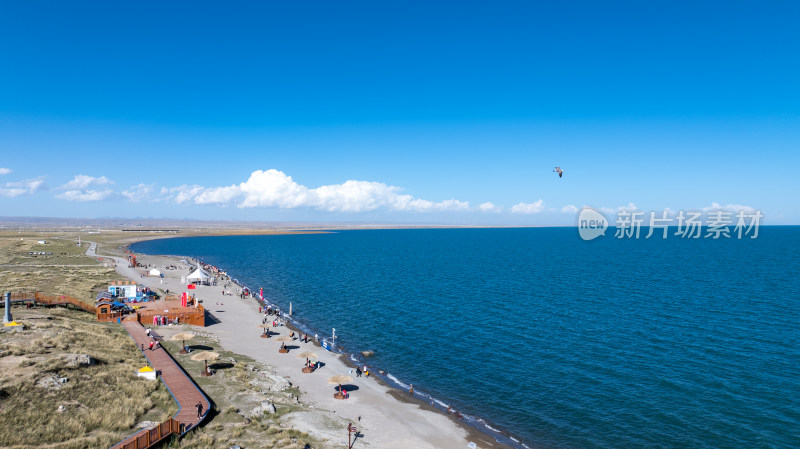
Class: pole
3,292,11,324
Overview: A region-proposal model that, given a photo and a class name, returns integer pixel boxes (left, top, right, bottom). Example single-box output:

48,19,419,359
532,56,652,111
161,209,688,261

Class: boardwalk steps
110,319,211,449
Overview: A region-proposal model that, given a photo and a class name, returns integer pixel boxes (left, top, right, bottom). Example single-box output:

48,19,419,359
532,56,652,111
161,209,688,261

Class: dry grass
0,308,177,448
0,231,178,448
158,336,322,449
0,232,119,303
0,230,325,448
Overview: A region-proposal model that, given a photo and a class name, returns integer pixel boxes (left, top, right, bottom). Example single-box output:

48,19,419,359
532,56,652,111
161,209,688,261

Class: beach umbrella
276,335,292,353
299,351,319,372
258,323,272,338
191,351,219,377
328,375,353,385
171,332,195,354
328,375,354,397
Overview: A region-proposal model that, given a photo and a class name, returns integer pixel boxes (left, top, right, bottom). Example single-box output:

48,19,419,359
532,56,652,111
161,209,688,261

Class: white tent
148,268,161,277
186,266,212,283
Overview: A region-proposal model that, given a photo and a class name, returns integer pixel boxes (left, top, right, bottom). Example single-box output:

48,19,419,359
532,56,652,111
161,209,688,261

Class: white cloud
0,168,11,175
511,199,545,214
0,177,46,198
479,202,502,213
163,185,205,204
561,204,578,213
122,184,156,202
702,202,756,214
61,174,113,190
54,175,116,202
56,189,116,202
166,169,471,213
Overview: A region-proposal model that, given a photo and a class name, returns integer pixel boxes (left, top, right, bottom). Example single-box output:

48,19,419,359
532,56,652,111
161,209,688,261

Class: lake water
132,227,800,449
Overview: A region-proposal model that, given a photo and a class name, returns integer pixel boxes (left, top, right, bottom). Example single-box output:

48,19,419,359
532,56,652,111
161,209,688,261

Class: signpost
347,423,357,448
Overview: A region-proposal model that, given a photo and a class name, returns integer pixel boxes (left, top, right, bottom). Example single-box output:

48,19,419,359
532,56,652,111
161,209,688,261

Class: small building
108,282,138,300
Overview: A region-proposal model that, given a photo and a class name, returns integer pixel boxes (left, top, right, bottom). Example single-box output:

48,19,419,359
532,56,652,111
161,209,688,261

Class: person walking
409,384,414,396
356,367,362,377
196,402,203,418
149,340,154,351
146,328,151,337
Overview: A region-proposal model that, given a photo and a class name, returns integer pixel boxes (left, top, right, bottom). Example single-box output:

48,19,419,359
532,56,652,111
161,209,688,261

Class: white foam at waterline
386,373,411,389
475,417,501,432
510,437,519,442
433,398,448,408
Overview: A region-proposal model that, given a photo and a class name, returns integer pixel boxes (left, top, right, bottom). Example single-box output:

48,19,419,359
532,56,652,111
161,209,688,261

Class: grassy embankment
160,336,320,449
0,230,322,448
0,232,177,447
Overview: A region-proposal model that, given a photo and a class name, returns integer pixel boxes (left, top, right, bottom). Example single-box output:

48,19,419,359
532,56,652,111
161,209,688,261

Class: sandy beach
96,242,507,449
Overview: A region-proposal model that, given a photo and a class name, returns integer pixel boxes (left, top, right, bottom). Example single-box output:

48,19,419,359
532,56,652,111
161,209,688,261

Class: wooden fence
111,417,183,449
4,291,205,326
135,305,205,327
34,293,94,313
6,291,94,313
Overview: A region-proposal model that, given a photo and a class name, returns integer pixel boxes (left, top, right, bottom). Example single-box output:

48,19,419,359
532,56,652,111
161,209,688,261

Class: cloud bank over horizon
0,167,763,223
170,169,473,213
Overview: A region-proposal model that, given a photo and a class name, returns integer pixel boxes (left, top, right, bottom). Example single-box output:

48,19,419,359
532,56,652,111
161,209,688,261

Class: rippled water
132,227,800,449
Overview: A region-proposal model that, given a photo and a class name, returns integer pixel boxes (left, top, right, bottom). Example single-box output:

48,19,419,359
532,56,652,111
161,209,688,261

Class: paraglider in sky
553,166,564,178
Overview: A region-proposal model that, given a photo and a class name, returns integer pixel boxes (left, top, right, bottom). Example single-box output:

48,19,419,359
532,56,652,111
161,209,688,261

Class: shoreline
124,236,525,449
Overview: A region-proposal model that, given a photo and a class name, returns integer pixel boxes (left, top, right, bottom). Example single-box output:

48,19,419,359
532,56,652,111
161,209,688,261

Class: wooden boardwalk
111,318,211,449
4,291,94,313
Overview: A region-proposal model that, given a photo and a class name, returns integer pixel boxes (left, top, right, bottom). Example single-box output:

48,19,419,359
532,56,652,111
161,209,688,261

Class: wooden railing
9,291,36,301
112,417,182,449
33,293,94,313
96,310,128,322
5,292,94,313
135,305,205,327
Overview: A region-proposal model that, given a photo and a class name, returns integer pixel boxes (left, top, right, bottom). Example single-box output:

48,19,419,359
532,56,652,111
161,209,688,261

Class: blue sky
1,1,798,225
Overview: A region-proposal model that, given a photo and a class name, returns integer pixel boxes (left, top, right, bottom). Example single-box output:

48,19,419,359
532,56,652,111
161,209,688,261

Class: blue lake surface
132,227,800,449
